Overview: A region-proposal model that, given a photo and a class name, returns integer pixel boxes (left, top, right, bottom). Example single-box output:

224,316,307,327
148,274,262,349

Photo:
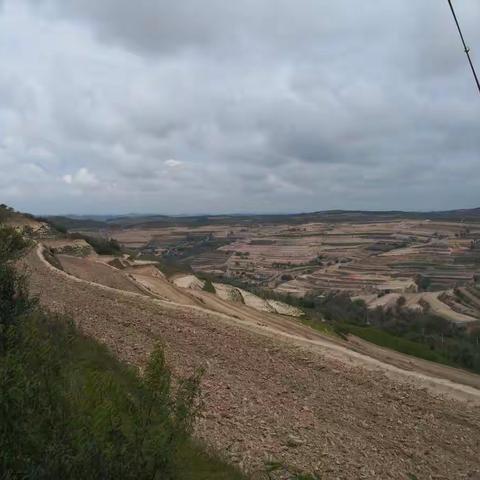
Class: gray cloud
1,0,479,215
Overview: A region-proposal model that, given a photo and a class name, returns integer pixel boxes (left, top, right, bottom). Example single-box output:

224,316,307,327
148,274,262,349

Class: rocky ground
24,246,480,479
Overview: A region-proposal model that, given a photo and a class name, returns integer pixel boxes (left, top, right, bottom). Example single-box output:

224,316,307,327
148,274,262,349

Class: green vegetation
156,258,193,278
0,204,15,222
0,223,246,480
343,324,451,364
1,315,201,479
202,279,216,294
32,216,70,236
70,232,122,255
50,221,68,234
304,292,480,373
300,317,333,336
0,226,34,348
415,274,431,292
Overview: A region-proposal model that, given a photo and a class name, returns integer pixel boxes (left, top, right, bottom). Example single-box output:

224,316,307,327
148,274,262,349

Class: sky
0,0,479,215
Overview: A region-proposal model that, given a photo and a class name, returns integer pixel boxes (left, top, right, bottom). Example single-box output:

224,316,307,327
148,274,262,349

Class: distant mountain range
44,207,480,230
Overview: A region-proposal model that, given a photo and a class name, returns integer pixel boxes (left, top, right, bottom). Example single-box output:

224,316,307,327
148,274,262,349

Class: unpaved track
24,245,480,479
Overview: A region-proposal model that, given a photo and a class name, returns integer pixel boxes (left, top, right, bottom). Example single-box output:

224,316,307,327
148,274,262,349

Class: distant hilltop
43,206,480,230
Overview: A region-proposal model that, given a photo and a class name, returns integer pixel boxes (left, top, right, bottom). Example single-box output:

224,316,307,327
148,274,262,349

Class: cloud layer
1,0,479,214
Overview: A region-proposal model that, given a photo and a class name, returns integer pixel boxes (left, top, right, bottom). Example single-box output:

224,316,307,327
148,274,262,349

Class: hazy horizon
29,204,480,218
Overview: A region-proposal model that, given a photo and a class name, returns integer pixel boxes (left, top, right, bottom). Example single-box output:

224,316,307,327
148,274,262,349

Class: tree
415,274,431,292
202,279,216,294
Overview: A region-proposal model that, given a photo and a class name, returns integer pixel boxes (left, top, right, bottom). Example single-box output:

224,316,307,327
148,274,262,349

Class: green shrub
0,204,14,222
54,223,68,234
202,279,216,294
0,224,30,262
0,225,34,351
70,233,122,255
415,274,431,292
0,310,203,479
49,221,68,234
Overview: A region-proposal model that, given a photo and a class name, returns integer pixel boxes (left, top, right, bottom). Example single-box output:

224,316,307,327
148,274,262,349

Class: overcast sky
0,1,479,215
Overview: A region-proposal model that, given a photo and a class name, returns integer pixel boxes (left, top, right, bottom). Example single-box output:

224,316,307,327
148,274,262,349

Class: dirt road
24,244,480,479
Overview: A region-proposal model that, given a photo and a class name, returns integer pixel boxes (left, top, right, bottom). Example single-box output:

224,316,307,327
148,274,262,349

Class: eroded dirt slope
57,254,145,294
25,246,480,479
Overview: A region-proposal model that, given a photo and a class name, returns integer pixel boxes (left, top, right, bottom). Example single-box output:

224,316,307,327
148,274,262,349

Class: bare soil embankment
57,254,144,294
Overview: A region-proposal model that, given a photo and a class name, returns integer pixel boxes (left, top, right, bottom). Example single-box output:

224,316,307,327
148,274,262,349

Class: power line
447,0,480,95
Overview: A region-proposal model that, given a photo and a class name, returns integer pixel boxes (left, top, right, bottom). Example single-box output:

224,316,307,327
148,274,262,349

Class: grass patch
342,324,452,365
300,315,334,336
202,279,216,294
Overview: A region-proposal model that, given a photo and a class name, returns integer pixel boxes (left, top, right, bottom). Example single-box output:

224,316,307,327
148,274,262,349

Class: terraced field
20,238,480,479
88,218,480,324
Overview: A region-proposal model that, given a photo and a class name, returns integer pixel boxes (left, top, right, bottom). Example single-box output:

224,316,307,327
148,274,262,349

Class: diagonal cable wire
447,0,480,95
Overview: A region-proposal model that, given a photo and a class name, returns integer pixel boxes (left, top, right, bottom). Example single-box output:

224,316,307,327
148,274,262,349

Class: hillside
21,233,480,478
4,205,480,477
